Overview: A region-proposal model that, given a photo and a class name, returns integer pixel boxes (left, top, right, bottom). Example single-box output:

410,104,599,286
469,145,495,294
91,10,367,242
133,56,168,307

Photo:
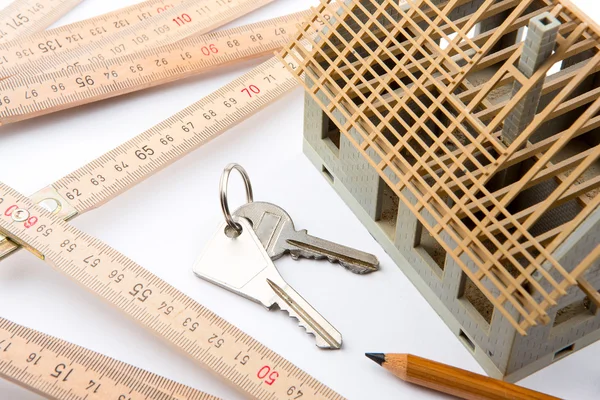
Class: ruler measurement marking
0,2,345,398
0,9,320,125
1,0,275,78
0,317,220,399
0,0,82,43
0,0,185,69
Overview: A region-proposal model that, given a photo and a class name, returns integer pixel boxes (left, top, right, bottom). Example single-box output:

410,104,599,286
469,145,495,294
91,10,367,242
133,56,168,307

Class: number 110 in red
172,13,192,26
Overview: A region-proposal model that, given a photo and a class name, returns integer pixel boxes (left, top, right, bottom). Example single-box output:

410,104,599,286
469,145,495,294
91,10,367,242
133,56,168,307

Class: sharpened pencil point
365,353,385,366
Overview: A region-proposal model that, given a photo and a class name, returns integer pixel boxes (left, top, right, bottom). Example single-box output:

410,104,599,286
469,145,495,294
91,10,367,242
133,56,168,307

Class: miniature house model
281,0,600,382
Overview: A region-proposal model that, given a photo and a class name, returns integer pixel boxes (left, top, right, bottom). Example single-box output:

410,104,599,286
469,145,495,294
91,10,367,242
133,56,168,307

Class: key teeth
289,249,379,275
339,260,379,275
267,279,342,349
276,301,341,350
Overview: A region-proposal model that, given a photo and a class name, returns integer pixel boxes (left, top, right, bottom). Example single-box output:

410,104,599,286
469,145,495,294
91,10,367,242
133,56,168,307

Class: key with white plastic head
233,202,379,274
193,217,342,349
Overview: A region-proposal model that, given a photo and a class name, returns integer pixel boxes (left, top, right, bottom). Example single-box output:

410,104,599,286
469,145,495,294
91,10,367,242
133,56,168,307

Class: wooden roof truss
281,0,600,334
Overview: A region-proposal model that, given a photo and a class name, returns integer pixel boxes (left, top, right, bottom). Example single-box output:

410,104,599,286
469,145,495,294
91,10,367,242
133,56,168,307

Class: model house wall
284,0,600,381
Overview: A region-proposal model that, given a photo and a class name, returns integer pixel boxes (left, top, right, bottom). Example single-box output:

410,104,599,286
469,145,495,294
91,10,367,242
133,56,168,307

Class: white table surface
0,0,599,399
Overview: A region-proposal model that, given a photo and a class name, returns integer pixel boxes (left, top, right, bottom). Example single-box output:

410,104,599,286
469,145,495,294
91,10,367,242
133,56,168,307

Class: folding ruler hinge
0,186,77,259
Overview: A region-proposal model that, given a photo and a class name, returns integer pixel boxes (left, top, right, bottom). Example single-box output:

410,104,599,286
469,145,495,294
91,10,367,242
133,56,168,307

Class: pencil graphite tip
365,353,385,366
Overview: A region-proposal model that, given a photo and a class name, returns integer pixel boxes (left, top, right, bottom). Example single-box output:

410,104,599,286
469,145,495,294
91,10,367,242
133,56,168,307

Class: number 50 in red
257,365,279,385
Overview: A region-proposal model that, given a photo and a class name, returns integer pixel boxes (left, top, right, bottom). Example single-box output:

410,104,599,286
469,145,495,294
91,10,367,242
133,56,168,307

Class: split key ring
219,163,253,238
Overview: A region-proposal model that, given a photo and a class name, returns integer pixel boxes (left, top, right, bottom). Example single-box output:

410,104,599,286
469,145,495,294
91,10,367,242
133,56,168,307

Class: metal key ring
220,163,254,237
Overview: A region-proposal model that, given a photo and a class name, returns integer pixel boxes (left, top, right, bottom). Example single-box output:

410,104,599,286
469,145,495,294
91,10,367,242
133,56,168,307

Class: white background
0,0,599,399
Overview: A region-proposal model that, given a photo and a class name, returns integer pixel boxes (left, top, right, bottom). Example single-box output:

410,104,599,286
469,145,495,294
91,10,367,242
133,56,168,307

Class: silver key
193,217,342,349
233,202,379,275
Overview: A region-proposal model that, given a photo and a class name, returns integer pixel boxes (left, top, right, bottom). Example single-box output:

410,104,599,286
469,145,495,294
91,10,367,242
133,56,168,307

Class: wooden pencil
365,353,559,400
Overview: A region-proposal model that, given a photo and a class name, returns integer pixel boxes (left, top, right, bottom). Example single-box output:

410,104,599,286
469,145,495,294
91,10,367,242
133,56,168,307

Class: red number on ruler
24,216,38,229
157,4,173,13
172,13,192,26
4,205,37,228
241,85,260,98
201,44,218,56
4,205,17,216
257,366,279,386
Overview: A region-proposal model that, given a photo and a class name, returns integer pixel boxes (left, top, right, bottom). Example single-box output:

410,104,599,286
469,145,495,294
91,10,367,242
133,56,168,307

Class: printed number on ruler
0,57,302,264
0,56,301,257
0,0,82,43
0,182,344,400
0,0,182,69
0,318,219,400
0,10,315,125
0,0,275,78
52,57,299,213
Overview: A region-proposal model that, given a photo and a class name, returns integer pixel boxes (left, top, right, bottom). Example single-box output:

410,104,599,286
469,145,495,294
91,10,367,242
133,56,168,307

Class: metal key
193,217,342,349
233,202,379,274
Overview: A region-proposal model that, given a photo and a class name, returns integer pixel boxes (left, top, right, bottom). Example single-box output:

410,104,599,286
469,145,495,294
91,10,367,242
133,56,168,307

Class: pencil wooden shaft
384,354,558,400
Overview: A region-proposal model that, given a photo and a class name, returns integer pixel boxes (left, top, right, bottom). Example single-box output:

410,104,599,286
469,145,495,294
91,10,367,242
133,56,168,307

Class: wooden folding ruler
0,0,276,78
0,9,315,125
0,1,346,397
0,46,350,399
0,317,220,399
0,58,343,396
0,52,347,399
0,0,82,43
0,0,331,125
0,53,301,264
0,0,184,54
